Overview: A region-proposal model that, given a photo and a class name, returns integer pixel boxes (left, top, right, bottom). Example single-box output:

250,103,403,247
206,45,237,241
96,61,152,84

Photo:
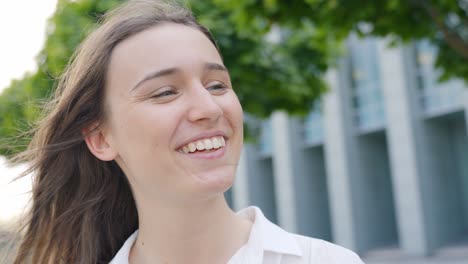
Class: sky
0,0,58,93
0,0,58,224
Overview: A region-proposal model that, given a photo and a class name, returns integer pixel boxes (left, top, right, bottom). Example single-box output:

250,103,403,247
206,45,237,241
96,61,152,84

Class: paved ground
364,258,468,264
362,242,468,264
364,257,468,264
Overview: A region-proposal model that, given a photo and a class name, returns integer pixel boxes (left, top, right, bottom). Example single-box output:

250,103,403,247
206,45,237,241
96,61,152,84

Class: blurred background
0,0,467,263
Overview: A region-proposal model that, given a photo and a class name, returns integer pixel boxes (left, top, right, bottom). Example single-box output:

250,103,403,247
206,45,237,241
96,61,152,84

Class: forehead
106,23,222,88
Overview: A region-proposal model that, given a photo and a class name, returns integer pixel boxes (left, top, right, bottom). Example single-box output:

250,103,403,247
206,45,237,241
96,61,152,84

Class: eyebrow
131,62,228,92
205,62,228,72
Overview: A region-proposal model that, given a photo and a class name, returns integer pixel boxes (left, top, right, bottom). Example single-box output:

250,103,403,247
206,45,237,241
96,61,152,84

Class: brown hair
11,1,219,263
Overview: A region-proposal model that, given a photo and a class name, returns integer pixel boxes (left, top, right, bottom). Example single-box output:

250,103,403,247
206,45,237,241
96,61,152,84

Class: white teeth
212,137,220,148
203,139,213,150
180,136,225,153
196,141,204,151
182,146,189,154
188,143,196,152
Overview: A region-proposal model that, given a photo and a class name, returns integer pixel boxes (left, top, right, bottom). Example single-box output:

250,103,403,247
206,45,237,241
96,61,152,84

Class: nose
186,84,223,124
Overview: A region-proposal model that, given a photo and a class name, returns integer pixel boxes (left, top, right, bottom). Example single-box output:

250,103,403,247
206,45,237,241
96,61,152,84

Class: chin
191,165,237,194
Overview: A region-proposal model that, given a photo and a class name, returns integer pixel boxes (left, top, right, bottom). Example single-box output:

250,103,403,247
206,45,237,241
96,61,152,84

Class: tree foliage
191,1,331,117
213,0,468,81
0,0,467,157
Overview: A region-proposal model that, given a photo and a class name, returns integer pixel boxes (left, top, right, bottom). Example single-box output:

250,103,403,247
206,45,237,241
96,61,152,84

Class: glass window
259,119,272,156
304,102,324,145
415,40,464,114
348,36,386,131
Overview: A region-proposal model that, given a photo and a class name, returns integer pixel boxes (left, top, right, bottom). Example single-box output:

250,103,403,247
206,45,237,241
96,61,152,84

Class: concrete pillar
232,144,277,222
462,90,468,233
377,39,430,256
322,66,360,251
232,146,251,211
270,111,299,233
269,111,332,238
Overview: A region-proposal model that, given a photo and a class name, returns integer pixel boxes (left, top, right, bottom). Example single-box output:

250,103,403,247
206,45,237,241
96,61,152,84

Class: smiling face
98,23,243,205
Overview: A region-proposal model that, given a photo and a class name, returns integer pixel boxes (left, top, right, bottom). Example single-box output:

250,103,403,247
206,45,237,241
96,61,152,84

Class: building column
377,39,429,256
322,66,361,251
232,143,278,222
270,110,332,237
232,146,251,211
270,111,299,233
463,89,468,238
464,88,468,132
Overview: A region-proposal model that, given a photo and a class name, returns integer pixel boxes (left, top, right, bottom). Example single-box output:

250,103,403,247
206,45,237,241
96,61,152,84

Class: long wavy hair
10,1,219,263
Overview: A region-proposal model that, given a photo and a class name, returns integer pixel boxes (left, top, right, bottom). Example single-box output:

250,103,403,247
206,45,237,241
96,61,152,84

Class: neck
130,194,252,264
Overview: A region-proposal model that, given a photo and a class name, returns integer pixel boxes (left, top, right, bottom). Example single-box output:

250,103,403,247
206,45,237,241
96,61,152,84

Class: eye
206,82,228,94
151,88,178,98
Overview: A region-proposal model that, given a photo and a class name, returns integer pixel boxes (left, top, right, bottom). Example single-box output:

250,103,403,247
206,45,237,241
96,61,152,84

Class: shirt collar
110,206,303,264
237,206,303,257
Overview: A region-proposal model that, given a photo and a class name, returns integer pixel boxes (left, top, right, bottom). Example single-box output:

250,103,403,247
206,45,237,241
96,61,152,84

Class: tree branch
413,0,468,59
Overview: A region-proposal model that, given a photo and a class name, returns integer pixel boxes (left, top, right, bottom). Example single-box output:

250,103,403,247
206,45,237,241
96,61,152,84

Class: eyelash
151,83,228,98
152,89,177,98
207,83,228,92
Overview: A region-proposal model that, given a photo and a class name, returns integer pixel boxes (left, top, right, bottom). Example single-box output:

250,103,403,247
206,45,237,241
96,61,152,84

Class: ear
82,123,118,161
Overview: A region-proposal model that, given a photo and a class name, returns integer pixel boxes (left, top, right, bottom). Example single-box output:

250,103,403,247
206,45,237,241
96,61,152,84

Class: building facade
227,37,468,259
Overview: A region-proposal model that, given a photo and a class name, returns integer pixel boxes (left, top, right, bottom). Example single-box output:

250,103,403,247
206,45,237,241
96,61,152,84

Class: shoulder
290,234,364,264
235,206,364,264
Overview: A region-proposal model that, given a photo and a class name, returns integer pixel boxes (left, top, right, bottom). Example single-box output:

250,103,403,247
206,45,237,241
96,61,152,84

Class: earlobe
82,124,117,161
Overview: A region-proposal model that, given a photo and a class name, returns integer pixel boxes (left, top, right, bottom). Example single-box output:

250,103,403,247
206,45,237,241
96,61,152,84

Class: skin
84,23,252,263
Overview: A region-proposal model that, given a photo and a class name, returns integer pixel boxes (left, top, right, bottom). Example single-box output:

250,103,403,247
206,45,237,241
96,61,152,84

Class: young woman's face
102,23,243,204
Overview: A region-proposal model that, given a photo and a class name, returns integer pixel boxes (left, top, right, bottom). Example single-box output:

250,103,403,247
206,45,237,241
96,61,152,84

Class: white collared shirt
110,206,364,264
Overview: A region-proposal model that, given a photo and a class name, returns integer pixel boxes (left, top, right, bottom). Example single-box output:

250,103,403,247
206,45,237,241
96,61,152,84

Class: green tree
212,0,468,82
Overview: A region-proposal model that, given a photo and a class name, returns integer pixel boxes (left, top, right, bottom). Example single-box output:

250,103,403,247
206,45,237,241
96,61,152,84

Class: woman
12,0,364,263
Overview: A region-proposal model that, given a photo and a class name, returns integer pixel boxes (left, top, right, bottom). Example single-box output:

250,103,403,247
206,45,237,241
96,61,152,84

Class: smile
178,136,226,154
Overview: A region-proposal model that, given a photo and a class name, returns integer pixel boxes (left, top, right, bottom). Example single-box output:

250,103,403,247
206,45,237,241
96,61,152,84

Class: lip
180,144,227,160
175,130,227,151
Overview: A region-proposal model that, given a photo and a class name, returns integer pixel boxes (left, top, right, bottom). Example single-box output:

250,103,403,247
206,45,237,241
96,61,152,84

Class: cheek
226,95,243,129
110,104,176,157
